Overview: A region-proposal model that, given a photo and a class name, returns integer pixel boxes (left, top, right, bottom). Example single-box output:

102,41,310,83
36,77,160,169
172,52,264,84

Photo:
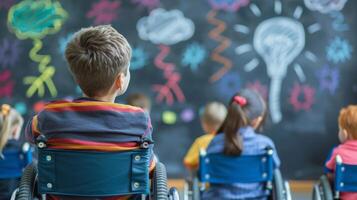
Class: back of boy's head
126,93,151,111
201,102,227,132
65,25,132,97
339,105,357,139
0,104,23,154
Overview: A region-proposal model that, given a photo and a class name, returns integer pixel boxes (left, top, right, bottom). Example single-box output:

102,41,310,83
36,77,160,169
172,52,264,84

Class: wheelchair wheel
272,169,284,200
16,164,37,200
319,175,333,200
312,184,322,200
152,162,168,200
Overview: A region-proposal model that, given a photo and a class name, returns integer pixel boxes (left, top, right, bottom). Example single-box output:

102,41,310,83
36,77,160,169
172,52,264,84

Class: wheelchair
313,155,357,200
183,148,291,200
12,139,179,200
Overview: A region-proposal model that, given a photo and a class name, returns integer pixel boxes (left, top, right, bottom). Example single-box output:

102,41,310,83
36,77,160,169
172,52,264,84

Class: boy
325,105,357,200
126,93,151,113
26,25,154,199
183,102,227,169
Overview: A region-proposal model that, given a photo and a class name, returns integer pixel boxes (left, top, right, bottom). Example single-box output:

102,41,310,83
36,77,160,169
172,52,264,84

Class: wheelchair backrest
37,148,150,197
0,147,32,179
335,155,357,192
198,149,274,184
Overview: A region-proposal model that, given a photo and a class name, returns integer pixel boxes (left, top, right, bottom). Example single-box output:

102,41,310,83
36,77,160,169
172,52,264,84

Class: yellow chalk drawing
7,0,68,98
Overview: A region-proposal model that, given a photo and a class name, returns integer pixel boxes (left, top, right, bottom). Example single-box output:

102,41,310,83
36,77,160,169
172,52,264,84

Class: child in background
184,102,227,169
126,93,151,113
325,105,357,200
0,104,25,200
202,89,280,200
26,25,154,200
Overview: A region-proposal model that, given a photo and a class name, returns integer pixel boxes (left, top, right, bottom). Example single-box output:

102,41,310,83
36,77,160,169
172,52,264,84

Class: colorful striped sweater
25,98,155,200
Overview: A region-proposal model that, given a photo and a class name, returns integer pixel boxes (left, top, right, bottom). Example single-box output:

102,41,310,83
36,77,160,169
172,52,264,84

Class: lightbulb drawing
253,17,305,123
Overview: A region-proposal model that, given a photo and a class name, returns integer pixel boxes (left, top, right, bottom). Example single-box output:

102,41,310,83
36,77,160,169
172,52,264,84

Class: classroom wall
0,0,356,179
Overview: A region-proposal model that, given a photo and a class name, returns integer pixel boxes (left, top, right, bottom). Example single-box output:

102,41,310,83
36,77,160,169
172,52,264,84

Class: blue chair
313,155,357,200
0,143,33,179
13,140,179,200
183,149,291,200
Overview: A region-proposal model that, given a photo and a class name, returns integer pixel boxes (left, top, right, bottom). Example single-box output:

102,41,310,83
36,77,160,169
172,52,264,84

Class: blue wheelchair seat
335,155,357,193
0,145,32,179
37,147,151,197
198,149,274,185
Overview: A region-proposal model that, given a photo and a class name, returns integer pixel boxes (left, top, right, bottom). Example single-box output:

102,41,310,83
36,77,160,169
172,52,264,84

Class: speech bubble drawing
137,8,195,45
304,0,348,13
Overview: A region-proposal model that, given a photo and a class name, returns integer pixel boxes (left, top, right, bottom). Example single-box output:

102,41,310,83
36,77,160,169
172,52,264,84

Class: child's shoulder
253,132,276,147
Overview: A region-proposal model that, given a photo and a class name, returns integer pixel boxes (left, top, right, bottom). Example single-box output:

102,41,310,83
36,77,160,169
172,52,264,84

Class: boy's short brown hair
126,93,151,111
201,102,227,131
65,25,131,97
339,105,357,139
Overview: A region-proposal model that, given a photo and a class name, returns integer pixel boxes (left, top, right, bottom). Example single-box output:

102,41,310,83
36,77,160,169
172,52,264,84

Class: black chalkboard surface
0,0,356,179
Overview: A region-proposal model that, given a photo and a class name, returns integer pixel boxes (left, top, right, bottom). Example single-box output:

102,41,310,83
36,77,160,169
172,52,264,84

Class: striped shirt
25,98,155,200
202,126,280,200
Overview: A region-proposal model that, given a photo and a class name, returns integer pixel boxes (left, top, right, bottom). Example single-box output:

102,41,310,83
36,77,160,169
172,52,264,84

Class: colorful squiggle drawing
246,80,268,100
207,10,232,82
87,0,120,25
290,83,315,111
316,65,339,95
131,0,159,10
181,43,207,71
0,38,21,68
209,0,250,12
58,33,74,56
0,70,15,98
7,0,67,98
326,36,353,64
216,72,240,98
152,45,185,105
131,46,149,70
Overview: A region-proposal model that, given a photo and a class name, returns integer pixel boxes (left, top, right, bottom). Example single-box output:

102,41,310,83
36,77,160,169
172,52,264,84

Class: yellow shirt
183,133,215,169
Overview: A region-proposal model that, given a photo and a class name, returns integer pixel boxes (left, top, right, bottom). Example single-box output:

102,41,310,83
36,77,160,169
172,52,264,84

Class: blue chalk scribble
215,72,240,99
182,43,207,71
58,33,74,56
0,38,21,67
316,65,339,95
131,46,149,70
326,37,353,64
330,11,349,32
14,102,27,115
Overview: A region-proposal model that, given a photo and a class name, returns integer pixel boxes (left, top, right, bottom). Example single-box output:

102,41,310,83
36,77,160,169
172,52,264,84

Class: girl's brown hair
0,105,24,154
217,89,267,156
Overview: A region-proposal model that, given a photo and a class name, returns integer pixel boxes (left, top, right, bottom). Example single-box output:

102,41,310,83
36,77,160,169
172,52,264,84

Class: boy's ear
343,129,350,139
114,73,124,89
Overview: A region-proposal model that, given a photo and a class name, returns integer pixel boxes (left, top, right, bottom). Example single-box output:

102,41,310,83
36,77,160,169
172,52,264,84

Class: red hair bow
233,96,247,107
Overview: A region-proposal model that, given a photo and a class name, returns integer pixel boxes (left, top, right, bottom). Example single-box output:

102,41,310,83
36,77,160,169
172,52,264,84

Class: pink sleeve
326,148,339,171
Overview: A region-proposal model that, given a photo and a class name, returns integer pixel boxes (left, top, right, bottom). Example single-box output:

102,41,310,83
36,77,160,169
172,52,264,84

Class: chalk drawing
86,0,120,25
58,33,74,56
7,0,67,98
0,70,15,98
290,83,315,111
216,72,241,98
131,0,159,10
14,102,27,115
152,45,185,105
181,43,207,71
131,46,149,70
326,36,353,64
330,11,349,32
304,0,348,13
137,8,195,45
207,10,232,82
246,80,268,100
0,38,21,68
249,3,261,17
208,0,250,12
254,17,305,123
316,65,339,95
162,110,177,125
181,108,195,123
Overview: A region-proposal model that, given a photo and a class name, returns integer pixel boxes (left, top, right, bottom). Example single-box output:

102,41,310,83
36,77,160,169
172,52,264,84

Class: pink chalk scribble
246,80,268,100
289,83,315,111
209,0,250,12
86,0,120,25
152,45,185,106
132,0,159,10
0,70,15,98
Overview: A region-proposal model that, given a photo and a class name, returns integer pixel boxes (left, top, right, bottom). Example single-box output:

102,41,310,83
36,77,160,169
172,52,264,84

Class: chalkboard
0,0,356,179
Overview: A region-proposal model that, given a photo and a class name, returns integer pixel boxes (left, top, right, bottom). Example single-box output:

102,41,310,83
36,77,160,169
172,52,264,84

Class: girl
202,89,280,200
0,104,26,200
